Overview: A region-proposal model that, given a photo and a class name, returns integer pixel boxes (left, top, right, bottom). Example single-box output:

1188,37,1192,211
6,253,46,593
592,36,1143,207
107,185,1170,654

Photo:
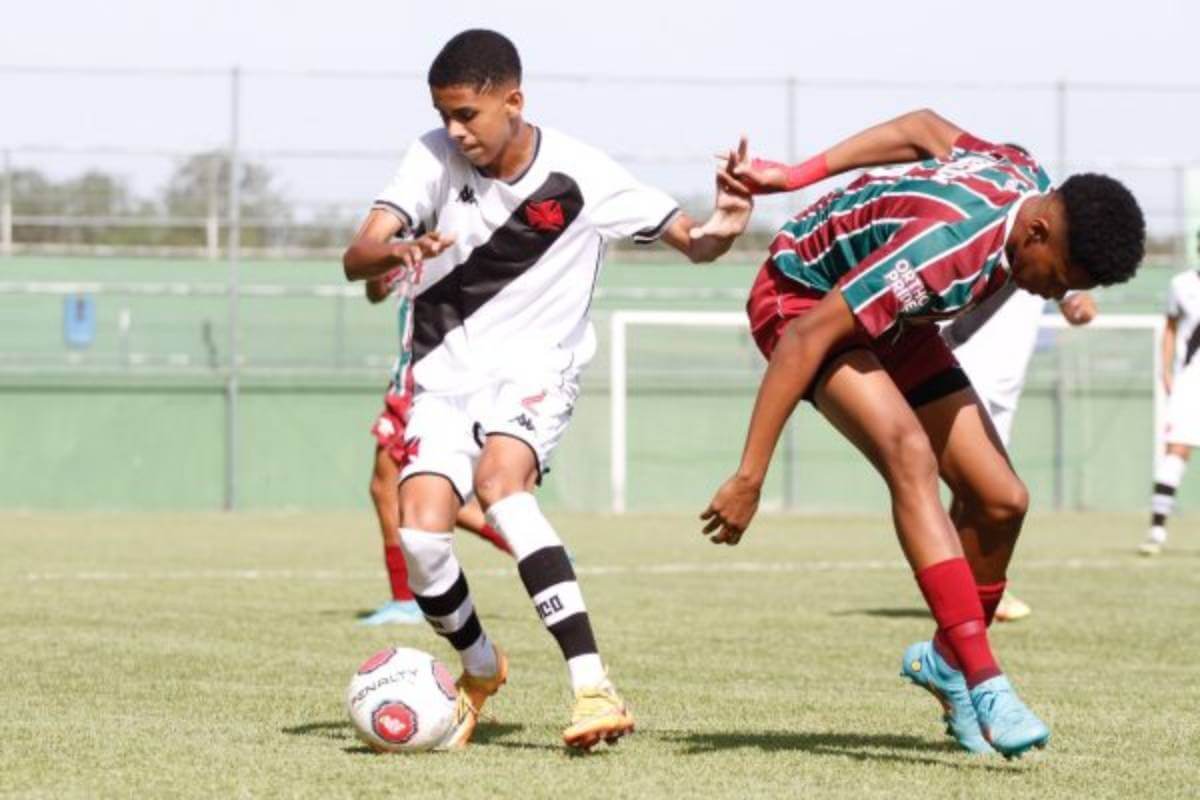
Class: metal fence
3,66,1200,510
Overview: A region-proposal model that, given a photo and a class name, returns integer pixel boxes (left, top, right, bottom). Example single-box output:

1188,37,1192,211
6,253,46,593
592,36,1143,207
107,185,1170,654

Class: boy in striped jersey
703,109,1144,757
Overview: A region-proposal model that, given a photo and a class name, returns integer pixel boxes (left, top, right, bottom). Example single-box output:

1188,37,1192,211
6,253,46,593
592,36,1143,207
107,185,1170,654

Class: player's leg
474,381,632,750
1142,443,1191,555
396,396,506,750
359,444,422,625
964,401,1032,622
914,388,1027,648
815,352,1046,756
456,497,514,556
909,384,1048,756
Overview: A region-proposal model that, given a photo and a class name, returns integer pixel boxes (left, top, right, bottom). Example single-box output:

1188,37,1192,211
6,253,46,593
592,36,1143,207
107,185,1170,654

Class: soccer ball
346,647,458,752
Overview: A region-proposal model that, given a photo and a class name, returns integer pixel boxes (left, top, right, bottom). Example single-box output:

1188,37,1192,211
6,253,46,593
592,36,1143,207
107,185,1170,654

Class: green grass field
2,511,1196,798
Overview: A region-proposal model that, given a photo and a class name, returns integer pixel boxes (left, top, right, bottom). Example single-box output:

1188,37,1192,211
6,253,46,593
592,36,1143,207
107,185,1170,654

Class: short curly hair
428,30,521,90
1059,173,1145,286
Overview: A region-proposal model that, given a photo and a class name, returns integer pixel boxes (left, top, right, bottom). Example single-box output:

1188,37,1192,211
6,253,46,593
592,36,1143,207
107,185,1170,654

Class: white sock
487,493,606,690
399,528,497,677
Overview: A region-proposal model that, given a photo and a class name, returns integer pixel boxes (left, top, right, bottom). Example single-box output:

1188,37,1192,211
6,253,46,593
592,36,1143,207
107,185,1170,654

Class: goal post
608,309,1165,514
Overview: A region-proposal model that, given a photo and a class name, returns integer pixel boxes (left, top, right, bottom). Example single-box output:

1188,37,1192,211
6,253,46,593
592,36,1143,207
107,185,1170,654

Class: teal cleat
358,599,423,626
970,675,1050,759
901,641,994,754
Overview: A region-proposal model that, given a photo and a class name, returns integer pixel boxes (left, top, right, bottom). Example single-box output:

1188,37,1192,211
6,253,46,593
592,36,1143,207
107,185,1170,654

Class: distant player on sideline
702,109,1144,757
943,282,1098,621
343,30,750,750
359,266,511,627
1140,235,1200,555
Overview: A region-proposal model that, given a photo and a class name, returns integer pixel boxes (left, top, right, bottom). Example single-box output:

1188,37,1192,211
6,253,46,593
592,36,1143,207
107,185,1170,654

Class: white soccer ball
346,647,458,752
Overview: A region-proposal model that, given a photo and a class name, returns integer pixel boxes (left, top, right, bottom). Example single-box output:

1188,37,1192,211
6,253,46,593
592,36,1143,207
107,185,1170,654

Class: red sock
933,579,1007,668
978,580,1006,627
472,524,513,556
916,558,1002,687
384,544,414,601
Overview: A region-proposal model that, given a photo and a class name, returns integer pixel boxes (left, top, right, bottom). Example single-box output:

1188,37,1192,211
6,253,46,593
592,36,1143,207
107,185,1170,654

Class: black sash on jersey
412,172,584,365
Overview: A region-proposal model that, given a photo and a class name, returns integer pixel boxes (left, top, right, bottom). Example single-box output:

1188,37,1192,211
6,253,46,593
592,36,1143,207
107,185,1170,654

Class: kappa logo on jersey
510,413,535,432
885,260,930,313
458,185,477,205
524,199,566,232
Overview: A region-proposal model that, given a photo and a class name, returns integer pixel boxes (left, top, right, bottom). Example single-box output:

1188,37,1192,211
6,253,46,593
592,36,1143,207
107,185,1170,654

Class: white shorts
1164,366,1200,447
398,370,580,501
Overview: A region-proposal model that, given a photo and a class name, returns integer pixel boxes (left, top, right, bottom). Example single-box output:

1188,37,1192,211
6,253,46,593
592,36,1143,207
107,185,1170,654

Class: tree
161,152,292,248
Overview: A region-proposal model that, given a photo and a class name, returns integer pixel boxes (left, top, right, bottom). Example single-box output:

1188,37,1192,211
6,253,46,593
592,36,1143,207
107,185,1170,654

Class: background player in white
1140,232,1200,555
943,285,1096,620
342,30,750,751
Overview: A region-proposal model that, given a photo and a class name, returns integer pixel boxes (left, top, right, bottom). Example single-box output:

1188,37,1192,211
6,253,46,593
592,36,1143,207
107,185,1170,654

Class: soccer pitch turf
2,512,1196,798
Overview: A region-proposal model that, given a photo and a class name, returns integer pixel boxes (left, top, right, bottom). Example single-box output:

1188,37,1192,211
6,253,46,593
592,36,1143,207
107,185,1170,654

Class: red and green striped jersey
767,133,1052,338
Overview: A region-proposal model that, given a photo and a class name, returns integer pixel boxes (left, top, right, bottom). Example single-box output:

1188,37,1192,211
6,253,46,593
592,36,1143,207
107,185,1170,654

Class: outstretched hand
715,137,792,195
691,136,753,241
699,473,761,546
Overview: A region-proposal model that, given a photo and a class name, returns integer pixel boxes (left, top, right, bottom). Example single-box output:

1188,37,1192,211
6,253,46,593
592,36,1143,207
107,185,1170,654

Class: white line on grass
14,557,1156,582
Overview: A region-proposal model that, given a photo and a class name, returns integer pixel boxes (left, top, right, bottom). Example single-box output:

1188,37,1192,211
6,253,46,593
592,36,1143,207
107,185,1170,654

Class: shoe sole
901,668,994,755
990,732,1051,760
563,715,635,752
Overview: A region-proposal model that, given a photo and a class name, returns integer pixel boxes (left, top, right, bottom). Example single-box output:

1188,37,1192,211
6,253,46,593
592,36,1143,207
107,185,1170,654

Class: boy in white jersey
342,29,750,751
1141,233,1200,555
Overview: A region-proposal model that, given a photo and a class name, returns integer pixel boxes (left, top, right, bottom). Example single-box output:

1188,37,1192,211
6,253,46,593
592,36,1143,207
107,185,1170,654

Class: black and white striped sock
486,492,605,690
1150,453,1187,533
399,529,497,677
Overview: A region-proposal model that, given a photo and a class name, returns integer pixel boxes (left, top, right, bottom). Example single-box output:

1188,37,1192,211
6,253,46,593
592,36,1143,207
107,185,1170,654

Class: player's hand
700,473,761,546
1058,292,1097,326
413,231,456,259
719,139,791,195
692,137,753,241
390,231,456,273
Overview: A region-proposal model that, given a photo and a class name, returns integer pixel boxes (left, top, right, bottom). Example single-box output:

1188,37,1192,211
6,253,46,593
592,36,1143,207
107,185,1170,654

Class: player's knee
880,426,938,489
473,472,521,510
979,478,1029,531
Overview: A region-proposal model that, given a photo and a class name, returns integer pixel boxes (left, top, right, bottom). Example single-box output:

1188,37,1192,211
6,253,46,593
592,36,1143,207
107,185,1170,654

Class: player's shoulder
1170,269,1200,292
537,126,627,179
411,128,458,162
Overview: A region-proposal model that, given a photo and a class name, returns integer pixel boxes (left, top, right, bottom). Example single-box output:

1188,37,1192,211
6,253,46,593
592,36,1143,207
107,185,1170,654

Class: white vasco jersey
1166,270,1200,373
373,126,679,393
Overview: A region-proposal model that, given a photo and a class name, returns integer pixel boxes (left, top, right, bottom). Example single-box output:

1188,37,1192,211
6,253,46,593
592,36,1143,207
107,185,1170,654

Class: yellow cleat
562,680,635,751
436,645,508,751
994,592,1032,623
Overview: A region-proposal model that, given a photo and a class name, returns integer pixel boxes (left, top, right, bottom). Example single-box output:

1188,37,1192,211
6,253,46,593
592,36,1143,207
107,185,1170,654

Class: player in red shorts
361,263,512,627
702,109,1145,757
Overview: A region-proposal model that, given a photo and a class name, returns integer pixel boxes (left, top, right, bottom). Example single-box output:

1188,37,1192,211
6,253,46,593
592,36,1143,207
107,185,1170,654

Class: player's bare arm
700,291,857,544
722,109,966,195
1057,292,1097,325
343,208,456,281
659,140,753,262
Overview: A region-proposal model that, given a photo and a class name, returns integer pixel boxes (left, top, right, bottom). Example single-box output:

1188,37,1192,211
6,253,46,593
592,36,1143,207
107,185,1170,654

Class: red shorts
370,391,414,467
746,260,968,407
